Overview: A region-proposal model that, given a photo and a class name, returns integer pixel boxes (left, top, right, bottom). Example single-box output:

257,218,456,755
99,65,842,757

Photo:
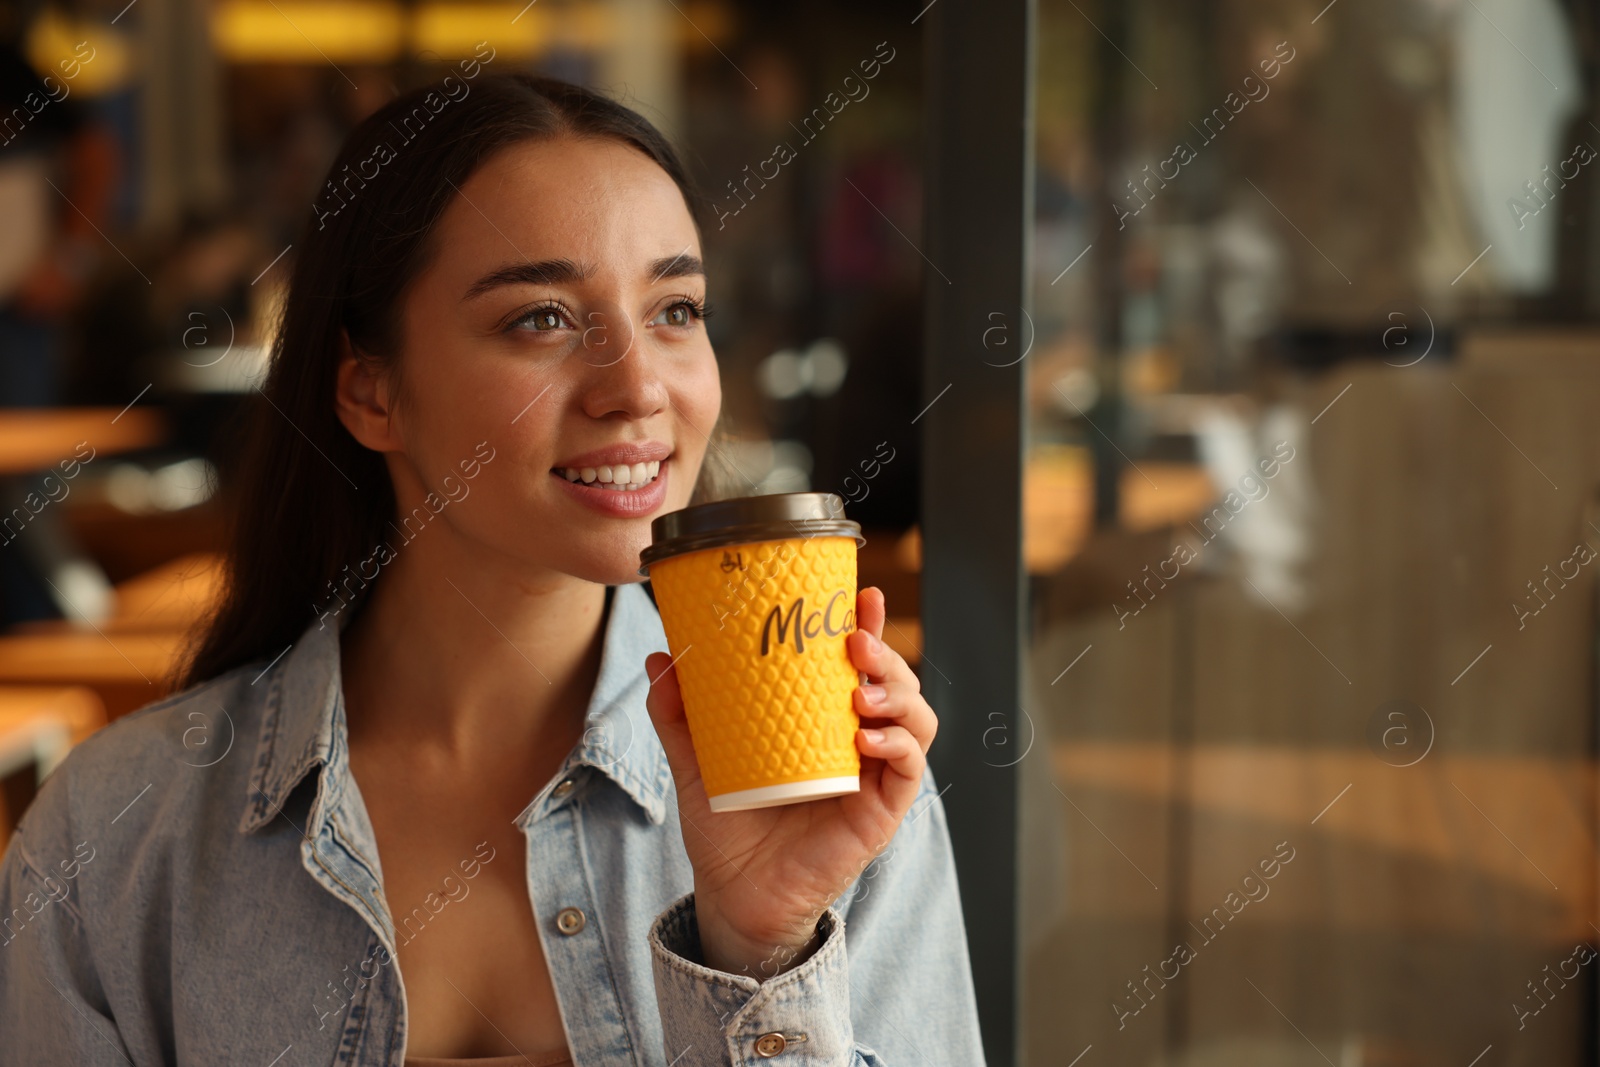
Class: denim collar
239,581,673,835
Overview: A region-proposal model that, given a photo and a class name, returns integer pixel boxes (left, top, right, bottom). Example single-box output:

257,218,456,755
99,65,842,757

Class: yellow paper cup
639,493,866,812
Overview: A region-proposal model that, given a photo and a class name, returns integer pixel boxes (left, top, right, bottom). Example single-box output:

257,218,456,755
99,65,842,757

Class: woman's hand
644,585,937,979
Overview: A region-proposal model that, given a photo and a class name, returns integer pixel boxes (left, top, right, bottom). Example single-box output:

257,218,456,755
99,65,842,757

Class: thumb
644,651,703,791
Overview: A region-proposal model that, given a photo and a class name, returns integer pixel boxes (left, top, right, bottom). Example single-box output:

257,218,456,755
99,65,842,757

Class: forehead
429,135,700,279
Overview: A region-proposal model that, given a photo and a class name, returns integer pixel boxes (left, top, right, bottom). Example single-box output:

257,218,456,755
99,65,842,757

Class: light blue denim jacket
0,580,986,1065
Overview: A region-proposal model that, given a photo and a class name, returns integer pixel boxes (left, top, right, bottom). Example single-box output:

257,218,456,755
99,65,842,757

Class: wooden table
11,551,223,634
0,406,165,475
0,629,183,720
0,552,223,719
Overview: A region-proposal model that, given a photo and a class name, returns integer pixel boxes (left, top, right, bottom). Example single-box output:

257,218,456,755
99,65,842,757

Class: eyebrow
464,254,705,300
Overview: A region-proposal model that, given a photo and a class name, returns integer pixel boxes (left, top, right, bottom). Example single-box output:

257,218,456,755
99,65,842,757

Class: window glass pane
1025,3,1599,1064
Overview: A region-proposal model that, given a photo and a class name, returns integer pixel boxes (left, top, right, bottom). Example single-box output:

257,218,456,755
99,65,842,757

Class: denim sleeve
0,830,129,1065
647,768,986,1066
648,890,882,1065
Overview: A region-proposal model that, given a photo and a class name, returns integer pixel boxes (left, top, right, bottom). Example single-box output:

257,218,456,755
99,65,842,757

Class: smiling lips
550,458,668,516
550,441,671,496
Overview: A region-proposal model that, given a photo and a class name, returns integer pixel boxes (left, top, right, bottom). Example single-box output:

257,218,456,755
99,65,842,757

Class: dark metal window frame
921,3,1034,1065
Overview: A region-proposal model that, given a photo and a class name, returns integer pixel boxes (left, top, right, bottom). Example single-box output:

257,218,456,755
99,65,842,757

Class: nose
579,306,634,369
577,307,667,420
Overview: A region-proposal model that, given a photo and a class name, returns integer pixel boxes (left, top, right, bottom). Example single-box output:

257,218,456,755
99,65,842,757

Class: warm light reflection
208,0,734,63
211,1,406,63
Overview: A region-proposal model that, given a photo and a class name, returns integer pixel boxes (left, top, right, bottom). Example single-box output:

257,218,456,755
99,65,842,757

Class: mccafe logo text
760,590,855,655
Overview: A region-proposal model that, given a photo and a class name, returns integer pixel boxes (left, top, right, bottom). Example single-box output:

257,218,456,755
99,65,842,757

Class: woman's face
353,134,721,588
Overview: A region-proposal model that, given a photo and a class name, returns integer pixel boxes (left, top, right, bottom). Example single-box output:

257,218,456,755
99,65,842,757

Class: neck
338,522,609,769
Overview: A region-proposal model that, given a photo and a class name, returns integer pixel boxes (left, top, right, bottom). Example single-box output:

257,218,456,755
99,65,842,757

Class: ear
333,329,403,453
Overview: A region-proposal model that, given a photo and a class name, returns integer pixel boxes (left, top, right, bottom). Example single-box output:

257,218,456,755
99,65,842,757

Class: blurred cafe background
1,0,1599,1064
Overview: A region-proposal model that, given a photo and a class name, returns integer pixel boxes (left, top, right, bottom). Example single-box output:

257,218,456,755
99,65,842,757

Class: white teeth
558,459,664,490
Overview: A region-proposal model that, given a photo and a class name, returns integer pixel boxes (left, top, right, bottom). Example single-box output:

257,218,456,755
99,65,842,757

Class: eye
507,302,574,333
652,297,711,328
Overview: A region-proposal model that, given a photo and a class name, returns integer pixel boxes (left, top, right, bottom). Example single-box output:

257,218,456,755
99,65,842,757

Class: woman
0,70,985,1066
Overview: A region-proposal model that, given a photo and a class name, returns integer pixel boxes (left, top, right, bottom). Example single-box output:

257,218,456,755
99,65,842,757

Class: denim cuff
648,890,856,1065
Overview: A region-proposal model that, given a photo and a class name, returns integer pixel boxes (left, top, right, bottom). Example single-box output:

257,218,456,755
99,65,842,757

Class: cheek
400,298,550,435
632,353,715,511
401,388,488,478
674,352,721,468
392,365,531,507
425,357,554,464
681,351,722,425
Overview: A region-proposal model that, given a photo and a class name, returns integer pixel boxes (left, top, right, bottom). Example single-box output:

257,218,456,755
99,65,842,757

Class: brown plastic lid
637,492,865,575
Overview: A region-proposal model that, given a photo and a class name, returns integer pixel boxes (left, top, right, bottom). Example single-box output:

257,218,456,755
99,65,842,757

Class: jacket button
754,1032,787,1057
556,907,586,935
552,778,576,799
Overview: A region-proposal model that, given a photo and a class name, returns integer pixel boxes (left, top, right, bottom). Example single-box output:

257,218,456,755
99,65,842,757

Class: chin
564,553,650,589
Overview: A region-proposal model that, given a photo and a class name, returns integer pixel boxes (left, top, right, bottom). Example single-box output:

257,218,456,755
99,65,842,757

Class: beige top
403,1050,572,1067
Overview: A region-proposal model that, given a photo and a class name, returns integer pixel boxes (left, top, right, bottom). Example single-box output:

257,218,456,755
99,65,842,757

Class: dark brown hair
175,70,731,688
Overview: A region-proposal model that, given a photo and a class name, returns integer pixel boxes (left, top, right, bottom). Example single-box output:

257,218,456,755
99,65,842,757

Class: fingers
853,682,938,755
849,587,917,690
856,724,925,808
643,651,704,792
848,623,915,688
645,651,684,720
855,585,887,643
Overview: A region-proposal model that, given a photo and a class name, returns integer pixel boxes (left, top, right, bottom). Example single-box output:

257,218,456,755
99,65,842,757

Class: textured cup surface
649,535,860,806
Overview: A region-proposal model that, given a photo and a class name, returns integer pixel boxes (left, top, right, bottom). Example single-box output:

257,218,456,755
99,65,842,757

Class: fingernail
861,728,884,743
861,684,888,704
